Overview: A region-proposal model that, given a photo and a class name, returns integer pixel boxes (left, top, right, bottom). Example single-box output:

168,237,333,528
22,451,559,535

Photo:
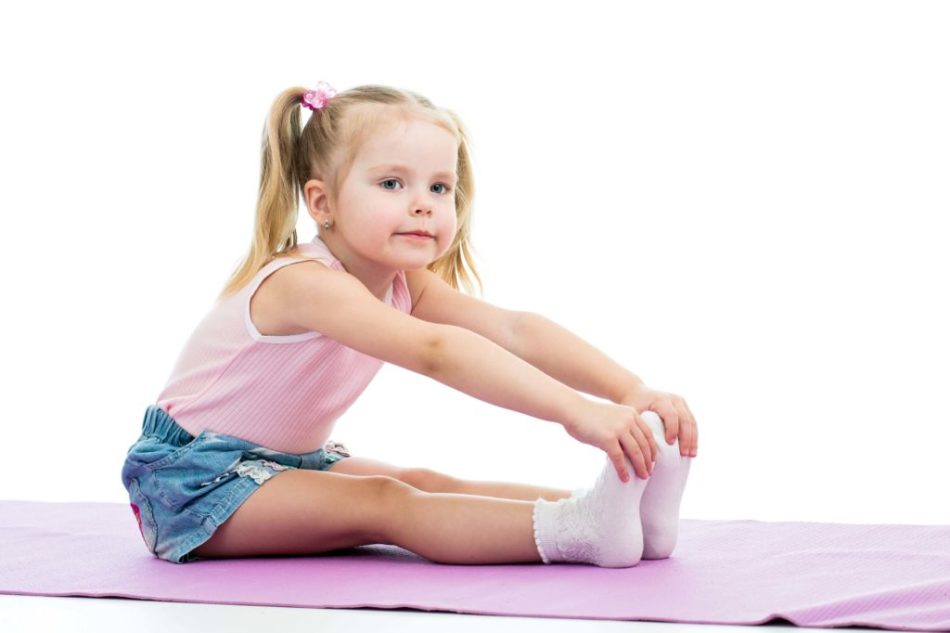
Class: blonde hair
217,84,483,301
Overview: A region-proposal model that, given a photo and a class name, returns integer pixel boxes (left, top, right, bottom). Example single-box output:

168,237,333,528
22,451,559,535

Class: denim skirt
120,404,351,564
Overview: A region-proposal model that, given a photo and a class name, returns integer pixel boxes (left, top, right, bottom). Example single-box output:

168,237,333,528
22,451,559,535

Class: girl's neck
314,234,397,302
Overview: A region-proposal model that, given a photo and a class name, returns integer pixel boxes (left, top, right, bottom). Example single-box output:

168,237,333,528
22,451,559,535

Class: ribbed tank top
154,235,412,453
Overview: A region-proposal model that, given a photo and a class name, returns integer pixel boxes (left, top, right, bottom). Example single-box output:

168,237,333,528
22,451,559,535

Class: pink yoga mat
0,500,947,630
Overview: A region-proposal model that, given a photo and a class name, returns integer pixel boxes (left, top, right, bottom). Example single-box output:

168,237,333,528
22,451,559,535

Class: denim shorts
120,404,352,564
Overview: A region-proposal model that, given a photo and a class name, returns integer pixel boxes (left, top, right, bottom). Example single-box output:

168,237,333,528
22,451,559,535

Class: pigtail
427,110,484,297
217,88,308,301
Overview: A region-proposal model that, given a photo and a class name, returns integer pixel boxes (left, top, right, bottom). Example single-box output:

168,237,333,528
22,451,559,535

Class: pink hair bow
301,81,338,111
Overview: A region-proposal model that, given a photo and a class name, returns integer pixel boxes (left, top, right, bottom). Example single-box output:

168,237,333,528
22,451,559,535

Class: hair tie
301,81,337,111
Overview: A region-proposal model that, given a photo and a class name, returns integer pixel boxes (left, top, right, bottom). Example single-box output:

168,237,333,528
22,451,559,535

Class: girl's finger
681,398,698,454
634,417,657,463
681,398,696,425
648,421,658,461
673,401,692,456
633,423,656,466
621,434,650,480
610,445,630,482
657,402,680,446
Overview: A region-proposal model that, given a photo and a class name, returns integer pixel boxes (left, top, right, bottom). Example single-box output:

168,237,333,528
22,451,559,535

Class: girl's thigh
191,469,406,559
325,455,413,479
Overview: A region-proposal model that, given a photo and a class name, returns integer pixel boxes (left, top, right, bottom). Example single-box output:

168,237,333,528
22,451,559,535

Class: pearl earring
323,220,330,230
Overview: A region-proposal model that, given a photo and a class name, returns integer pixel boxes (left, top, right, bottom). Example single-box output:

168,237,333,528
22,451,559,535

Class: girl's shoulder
269,242,336,269
250,248,334,338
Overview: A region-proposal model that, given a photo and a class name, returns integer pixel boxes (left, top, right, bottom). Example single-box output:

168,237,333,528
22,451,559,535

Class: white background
1,0,947,526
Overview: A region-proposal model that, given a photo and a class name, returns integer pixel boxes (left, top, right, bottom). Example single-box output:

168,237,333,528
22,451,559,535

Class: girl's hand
619,385,698,458
562,398,659,482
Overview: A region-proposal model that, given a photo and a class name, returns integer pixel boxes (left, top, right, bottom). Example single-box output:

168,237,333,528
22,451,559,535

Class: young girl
120,81,698,568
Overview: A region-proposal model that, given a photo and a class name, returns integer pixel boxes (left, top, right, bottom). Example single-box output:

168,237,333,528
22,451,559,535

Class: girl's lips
399,232,434,239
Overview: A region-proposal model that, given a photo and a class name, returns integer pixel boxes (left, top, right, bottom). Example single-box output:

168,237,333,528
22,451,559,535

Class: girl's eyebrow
370,164,458,182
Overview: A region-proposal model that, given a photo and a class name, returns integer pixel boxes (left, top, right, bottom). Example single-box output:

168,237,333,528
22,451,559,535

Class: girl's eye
380,179,453,194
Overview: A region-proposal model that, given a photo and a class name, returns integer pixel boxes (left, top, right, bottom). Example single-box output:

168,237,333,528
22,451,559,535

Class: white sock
637,410,692,559
532,454,649,567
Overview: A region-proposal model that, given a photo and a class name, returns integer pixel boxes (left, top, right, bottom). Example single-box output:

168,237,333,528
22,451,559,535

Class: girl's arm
506,312,644,404
275,261,590,428
428,324,591,427
405,268,642,406
504,312,699,457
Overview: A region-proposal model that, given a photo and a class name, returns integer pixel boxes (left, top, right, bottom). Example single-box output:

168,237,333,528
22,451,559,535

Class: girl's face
332,118,459,271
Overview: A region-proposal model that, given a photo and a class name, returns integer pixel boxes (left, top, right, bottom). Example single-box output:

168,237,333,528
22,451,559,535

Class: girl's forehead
355,120,457,167
371,118,454,147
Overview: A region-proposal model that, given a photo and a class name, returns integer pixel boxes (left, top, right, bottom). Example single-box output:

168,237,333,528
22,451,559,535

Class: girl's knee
399,467,458,493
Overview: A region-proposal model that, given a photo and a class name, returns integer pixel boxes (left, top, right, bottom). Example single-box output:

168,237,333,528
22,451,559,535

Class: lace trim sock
532,455,648,567
637,410,692,559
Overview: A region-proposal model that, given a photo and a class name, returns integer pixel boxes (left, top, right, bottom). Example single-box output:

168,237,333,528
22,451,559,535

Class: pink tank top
154,235,412,453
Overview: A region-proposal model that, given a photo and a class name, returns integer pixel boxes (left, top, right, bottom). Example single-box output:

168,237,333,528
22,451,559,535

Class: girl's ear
303,179,330,218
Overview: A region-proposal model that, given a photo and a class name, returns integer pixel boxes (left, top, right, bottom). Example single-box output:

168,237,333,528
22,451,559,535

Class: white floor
0,594,894,633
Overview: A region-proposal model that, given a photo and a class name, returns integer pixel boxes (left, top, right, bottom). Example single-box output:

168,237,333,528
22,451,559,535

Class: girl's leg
192,467,543,565
452,478,573,502
399,461,650,568
326,456,573,502
327,457,572,501
390,489,543,565
195,460,646,567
